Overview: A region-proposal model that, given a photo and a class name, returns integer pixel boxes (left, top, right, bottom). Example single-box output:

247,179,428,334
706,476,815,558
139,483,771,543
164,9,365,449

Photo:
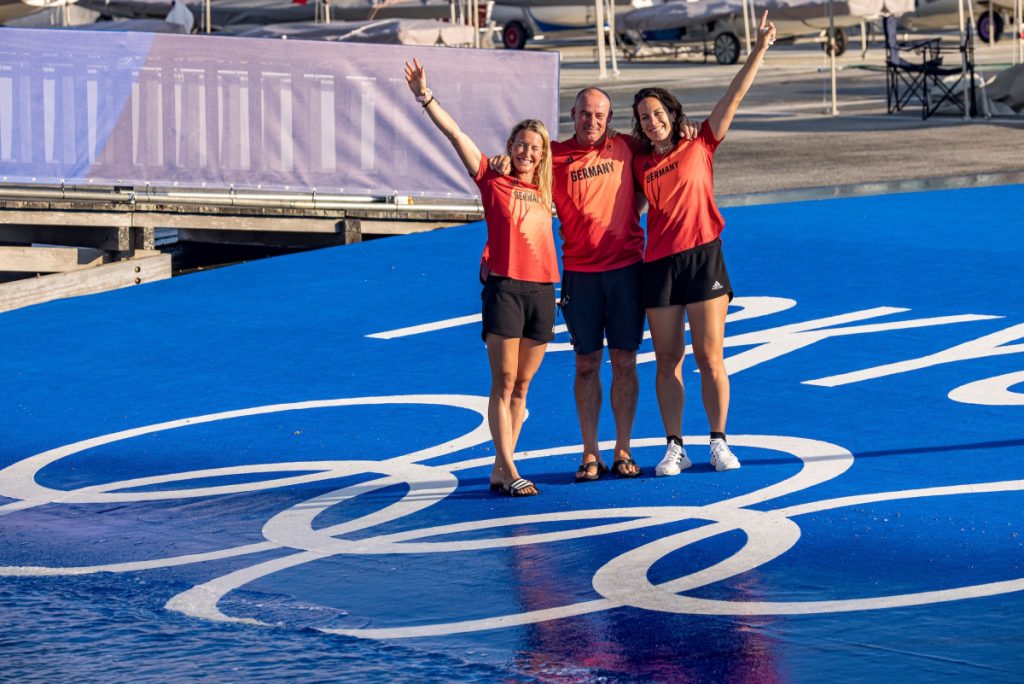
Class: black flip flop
612,458,642,479
574,459,608,483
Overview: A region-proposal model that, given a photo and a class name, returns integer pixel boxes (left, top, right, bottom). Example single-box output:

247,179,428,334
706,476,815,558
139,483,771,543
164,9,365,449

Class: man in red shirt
515,89,694,481
551,88,649,481
495,88,694,481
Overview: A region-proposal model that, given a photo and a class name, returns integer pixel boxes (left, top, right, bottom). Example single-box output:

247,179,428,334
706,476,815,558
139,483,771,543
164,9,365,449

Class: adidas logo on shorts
711,281,724,291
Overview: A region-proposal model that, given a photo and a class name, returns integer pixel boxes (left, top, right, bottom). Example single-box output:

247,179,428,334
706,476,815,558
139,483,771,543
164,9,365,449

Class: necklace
654,141,673,155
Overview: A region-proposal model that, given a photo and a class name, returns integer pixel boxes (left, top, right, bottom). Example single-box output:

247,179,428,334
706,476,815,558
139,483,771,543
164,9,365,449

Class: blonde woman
404,58,558,497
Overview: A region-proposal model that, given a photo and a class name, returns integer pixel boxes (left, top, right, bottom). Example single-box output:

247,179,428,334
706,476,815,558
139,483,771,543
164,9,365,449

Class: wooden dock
0,185,483,312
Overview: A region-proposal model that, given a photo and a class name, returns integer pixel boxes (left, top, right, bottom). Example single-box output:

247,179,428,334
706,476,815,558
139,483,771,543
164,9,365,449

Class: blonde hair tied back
506,119,553,209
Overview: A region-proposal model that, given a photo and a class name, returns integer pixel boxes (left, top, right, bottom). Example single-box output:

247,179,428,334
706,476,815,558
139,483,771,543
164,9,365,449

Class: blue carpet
1,184,1022,682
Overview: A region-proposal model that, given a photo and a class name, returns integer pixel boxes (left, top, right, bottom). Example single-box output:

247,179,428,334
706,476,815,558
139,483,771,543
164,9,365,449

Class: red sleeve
474,154,490,183
621,133,647,156
699,119,721,153
632,151,648,186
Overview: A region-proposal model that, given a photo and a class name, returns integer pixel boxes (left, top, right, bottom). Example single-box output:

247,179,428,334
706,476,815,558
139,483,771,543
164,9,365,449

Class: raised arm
707,11,776,141
405,57,482,177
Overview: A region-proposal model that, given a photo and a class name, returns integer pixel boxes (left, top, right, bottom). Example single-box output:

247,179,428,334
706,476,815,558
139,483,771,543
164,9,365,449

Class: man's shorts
481,275,556,343
642,238,734,309
560,261,645,355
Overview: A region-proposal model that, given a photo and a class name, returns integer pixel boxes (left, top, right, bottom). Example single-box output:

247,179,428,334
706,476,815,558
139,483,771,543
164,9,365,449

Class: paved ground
542,37,1024,196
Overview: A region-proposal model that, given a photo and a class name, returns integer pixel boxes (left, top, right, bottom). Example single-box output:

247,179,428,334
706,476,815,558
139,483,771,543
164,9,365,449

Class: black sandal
612,457,642,479
502,478,539,497
574,459,608,483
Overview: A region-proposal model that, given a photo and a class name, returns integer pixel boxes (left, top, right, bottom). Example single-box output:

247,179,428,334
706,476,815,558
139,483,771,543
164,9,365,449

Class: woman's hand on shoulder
489,155,512,175
677,115,699,142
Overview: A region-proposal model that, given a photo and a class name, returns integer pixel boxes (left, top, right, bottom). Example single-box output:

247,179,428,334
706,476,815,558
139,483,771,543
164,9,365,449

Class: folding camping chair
884,16,977,119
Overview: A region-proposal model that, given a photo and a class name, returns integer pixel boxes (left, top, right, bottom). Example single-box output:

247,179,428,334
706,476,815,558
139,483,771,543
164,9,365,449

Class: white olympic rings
0,394,1021,639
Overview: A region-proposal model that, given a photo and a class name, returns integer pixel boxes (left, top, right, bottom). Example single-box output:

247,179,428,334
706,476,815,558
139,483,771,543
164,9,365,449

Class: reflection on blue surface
1,185,1023,682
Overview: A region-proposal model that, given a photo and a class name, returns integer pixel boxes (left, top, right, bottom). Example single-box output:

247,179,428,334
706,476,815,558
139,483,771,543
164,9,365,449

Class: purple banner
0,28,560,200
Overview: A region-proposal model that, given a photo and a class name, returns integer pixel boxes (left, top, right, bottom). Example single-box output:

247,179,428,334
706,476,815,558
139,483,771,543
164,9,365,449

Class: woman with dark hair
631,11,776,477
405,57,558,497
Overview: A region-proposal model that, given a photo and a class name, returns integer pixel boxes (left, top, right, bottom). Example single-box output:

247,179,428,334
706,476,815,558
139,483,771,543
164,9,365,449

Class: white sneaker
710,438,740,471
656,441,693,477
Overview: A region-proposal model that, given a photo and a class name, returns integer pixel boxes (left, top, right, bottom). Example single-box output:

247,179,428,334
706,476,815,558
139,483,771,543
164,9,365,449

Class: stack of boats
0,0,475,45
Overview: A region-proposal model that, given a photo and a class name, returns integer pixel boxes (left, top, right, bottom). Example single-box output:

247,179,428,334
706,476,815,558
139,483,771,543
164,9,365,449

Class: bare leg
574,349,604,476
486,334,520,488
510,338,548,450
506,338,547,494
609,347,640,475
686,295,730,432
646,305,687,438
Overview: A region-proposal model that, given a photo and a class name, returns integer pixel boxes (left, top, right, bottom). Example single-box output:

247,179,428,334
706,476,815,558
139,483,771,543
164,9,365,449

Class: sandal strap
509,478,534,492
612,457,642,478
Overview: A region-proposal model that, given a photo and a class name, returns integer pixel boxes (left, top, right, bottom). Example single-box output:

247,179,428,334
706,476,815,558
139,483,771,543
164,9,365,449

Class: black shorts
642,238,734,309
481,275,556,343
560,262,645,354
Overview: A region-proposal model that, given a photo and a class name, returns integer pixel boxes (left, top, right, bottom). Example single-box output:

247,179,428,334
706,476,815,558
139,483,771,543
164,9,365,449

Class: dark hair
631,87,686,150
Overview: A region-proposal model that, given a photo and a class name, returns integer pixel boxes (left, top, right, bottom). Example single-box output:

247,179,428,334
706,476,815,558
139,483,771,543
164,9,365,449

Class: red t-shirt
475,156,559,283
634,121,725,263
550,135,645,272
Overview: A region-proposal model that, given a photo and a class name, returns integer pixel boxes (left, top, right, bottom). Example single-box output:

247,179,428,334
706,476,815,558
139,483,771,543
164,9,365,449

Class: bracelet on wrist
415,88,433,105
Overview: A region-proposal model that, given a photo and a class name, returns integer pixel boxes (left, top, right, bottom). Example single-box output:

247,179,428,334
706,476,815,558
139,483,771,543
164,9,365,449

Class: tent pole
828,0,838,114
205,0,211,32
741,0,752,56
965,0,992,117
987,2,993,45
595,0,608,79
472,0,478,47
958,0,971,120
1018,0,1023,64
607,0,620,76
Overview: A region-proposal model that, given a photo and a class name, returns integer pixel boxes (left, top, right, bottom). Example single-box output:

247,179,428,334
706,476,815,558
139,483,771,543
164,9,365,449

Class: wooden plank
133,226,156,251
0,254,172,313
0,246,107,273
0,225,132,251
0,200,479,249
130,212,344,233
176,228,352,249
359,221,460,236
0,209,131,228
345,209,481,222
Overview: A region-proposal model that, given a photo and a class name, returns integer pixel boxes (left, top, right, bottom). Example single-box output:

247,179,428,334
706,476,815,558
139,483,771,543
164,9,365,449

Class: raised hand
754,10,776,50
402,56,482,177
707,10,773,140
404,57,428,97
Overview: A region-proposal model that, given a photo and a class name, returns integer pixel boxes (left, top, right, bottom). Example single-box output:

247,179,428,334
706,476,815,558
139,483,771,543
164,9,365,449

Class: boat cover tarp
236,18,474,44
620,0,912,32
73,0,450,24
